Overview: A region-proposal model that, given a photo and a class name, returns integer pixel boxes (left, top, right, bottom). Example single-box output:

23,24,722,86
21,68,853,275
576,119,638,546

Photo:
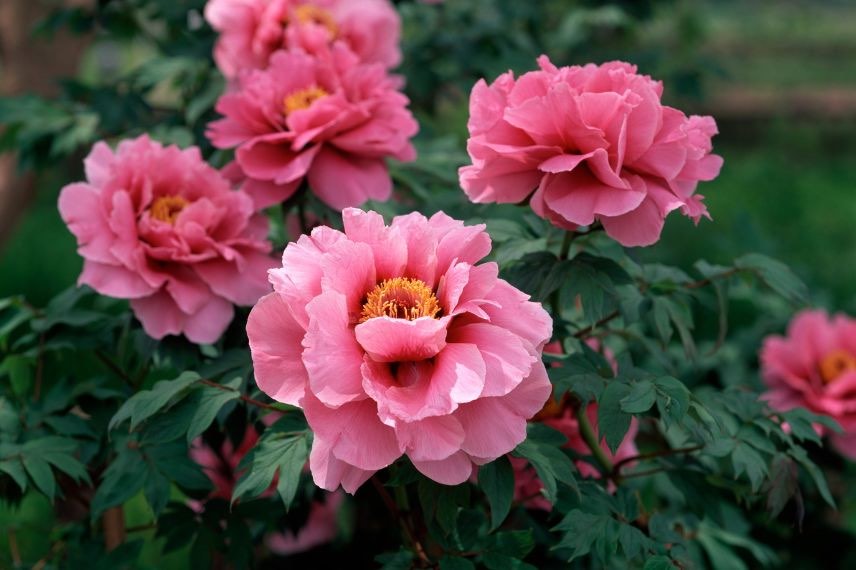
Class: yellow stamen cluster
293,5,338,38
360,277,441,323
149,195,189,224
283,85,329,116
819,349,856,384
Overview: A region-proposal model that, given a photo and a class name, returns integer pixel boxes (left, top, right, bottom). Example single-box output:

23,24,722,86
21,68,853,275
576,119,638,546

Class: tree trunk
0,0,93,249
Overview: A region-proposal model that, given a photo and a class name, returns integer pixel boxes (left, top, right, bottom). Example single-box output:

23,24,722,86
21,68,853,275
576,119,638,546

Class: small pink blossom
190,428,342,555
207,47,417,210
761,309,856,458
58,135,275,344
205,0,401,80
459,56,723,247
246,208,553,492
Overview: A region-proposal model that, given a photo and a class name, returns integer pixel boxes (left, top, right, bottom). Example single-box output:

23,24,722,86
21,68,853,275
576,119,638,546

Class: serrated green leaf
731,443,767,492
109,371,200,431
654,377,690,430
186,377,242,444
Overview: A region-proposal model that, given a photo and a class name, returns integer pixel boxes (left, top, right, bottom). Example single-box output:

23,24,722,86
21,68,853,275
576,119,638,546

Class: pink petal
307,148,392,211
355,317,449,362
411,451,473,485
303,291,368,407
247,293,309,406
396,415,465,461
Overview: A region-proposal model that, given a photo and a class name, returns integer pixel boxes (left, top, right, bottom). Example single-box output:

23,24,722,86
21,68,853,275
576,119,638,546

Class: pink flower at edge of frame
246,208,553,492
205,0,402,80
760,309,856,458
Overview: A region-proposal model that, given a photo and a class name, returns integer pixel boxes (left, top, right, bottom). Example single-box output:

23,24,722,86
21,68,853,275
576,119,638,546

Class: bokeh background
1,0,855,567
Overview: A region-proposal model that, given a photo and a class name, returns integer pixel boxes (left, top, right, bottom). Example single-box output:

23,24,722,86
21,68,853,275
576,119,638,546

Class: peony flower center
360,277,441,323
819,349,856,384
292,5,338,37
283,85,329,116
149,195,189,224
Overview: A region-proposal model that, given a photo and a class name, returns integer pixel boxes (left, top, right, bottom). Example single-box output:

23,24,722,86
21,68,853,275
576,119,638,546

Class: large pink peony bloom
207,47,417,210
205,0,401,80
247,208,553,492
761,310,856,458
190,427,342,555
459,56,723,247
58,135,275,344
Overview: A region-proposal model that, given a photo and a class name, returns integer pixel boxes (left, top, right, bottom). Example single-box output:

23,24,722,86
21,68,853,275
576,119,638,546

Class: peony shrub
0,2,846,569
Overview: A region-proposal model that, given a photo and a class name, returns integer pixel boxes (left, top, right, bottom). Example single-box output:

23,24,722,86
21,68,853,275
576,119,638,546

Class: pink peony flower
246,208,553,492
459,56,723,247
58,135,275,344
190,427,342,555
760,309,856,458
512,341,638,509
205,0,402,80
207,47,417,210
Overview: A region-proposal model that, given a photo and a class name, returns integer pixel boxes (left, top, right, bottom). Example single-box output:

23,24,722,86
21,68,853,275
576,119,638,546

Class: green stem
576,405,614,475
558,231,574,260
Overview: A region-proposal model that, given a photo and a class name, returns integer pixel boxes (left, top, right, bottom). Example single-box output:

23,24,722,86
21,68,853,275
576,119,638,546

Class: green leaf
620,380,656,414
376,549,415,570
91,447,149,518
233,429,311,510
643,555,676,570
109,371,200,431
598,382,632,454
478,456,515,531
513,425,577,503
22,456,56,500
275,436,309,510
735,253,808,304
564,254,631,323
553,510,609,562
765,454,799,517
186,377,242,444
789,446,835,508
731,443,767,492
654,377,691,430
0,459,27,491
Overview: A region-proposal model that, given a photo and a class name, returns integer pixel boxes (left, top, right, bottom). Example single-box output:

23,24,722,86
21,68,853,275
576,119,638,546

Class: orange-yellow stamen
360,277,441,323
283,85,329,116
819,349,856,384
293,5,338,37
150,195,189,224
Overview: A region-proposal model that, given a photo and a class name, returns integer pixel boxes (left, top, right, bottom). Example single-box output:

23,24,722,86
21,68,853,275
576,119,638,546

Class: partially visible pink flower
58,135,275,344
190,427,342,555
247,208,553,492
266,492,344,555
512,340,638,509
459,56,723,247
191,428,262,501
207,47,417,210
205,0,401,80
761,309,856,458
